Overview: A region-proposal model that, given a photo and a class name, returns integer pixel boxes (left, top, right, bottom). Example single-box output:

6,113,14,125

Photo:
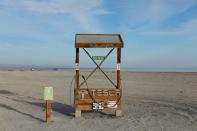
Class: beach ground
0,70,197,131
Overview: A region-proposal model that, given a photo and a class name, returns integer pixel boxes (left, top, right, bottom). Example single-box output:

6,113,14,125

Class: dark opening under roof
75,34,124,48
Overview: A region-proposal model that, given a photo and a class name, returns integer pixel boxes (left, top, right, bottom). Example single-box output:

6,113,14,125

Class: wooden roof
75,34,124,48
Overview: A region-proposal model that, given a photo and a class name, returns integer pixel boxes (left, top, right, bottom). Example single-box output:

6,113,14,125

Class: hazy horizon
0,64,196,72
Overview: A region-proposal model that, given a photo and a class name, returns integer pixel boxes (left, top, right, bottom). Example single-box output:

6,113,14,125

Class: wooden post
46,100,52,123
75,48,81,117
44,86,53,123
76,48,80,90
117,48,121,89
116,48,122,117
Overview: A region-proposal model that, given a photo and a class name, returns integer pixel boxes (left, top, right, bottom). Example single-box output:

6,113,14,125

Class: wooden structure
74,34,124,117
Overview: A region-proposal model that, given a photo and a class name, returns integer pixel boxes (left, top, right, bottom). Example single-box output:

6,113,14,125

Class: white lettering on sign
75,63,79,70
93,102,104,110
107,101,117,108
78,89,121,98
117,63,120,70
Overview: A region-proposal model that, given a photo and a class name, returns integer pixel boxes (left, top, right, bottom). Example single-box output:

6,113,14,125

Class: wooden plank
75,34,124,48
76,99,121,105
75,42,123,48
76,33,121,36
76,95,120,100
76,105,92,110
76,104,121,111
75,88,121,91
75,88,121,98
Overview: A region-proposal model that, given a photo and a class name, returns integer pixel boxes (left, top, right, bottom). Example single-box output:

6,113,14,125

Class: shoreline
0,69,196,73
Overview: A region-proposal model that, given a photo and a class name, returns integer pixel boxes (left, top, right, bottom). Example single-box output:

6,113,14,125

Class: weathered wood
76,105,121,111
46,100,51,123
75,34,124,48
75,48,79,90
74,34,123,117
74,88,121,109
117,48,121,89
76,105,92,111
76,100,121,106
76,95,120,100
75,48,79,107
75,42,123,48
76,33,121,36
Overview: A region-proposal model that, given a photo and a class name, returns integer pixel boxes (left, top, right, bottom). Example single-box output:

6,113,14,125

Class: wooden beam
75,42,123,48
76,33,121,36
117,48,121,89
75,48,79,90
75,48,80,107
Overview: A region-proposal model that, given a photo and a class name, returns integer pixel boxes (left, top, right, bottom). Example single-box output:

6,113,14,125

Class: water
0,66,196,72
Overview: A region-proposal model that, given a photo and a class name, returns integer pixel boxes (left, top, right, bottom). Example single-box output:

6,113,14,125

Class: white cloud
1,0,111,32
1,0,110,15
125,0,197,28
141,18,197,36
119,0,197,38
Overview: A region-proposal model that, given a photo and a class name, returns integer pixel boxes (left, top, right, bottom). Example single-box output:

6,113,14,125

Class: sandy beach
0,70,197,131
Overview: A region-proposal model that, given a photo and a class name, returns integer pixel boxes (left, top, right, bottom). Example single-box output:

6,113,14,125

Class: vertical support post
46,100,51,123
117,48,121,89
116,48,122,117
75,48,81,117
76,48,80,90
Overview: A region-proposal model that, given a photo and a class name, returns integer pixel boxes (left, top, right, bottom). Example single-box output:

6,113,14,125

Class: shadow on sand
0,89,115,119
0,89,75,121
30,102,74,117
0,103,45,122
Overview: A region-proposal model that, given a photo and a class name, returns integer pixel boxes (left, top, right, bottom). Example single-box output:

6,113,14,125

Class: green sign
44,87,54,100
92,56,105,60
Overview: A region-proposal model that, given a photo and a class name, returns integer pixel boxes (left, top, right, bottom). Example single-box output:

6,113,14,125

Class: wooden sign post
44,86,54,123
46,100,52,123
74,34,124,117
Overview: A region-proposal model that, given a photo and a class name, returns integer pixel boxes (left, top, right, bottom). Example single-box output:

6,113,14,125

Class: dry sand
0,70,197,131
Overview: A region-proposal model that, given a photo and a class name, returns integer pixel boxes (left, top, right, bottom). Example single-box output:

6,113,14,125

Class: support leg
75,110,81,117
75,48,80,117
116,110,122,117
46,100,52,123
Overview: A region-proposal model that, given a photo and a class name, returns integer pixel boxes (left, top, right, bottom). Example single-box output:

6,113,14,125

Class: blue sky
0,0,197,70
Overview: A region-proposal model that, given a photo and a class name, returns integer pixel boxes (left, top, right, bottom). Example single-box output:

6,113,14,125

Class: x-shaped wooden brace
80,48,117,88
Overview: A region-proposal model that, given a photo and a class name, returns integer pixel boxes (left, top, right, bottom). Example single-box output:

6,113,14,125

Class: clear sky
0,0,197,70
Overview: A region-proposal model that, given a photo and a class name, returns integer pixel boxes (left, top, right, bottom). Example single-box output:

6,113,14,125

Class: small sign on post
92,56,105,61
44,86,53,123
